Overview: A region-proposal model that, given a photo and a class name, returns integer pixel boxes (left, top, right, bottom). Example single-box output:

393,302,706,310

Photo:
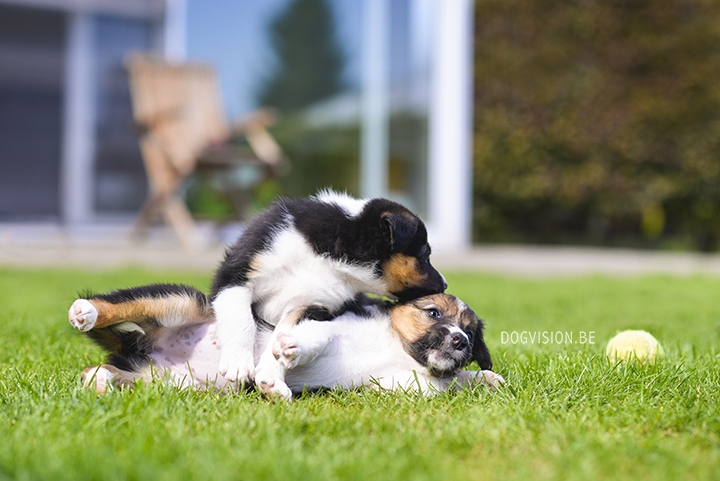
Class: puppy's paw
479,370,505,390
69,299,98,332
454,369,506,391
272,332,300,369
81,366,115,394
218,352,255,383
255,370,293,402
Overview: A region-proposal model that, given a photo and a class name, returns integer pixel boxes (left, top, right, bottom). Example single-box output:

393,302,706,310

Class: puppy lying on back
209,191,447,399
69,284,503,397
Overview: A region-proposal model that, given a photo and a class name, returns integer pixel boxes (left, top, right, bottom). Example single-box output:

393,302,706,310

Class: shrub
473,0,720,250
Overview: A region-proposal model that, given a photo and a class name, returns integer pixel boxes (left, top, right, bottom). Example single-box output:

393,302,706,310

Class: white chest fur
249,226,388,324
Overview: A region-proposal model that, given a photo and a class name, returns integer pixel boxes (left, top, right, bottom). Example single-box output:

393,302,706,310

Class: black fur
472,327,493,371
298,294,393,323
211,205,289,291
85,327,156,373
288,197,424,262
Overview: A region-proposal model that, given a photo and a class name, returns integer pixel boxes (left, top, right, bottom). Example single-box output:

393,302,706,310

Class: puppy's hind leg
81,364,136,394
69,299,98,332
69,284,212,332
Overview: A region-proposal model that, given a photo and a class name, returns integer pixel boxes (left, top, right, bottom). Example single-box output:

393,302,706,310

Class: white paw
255,372,293,401
479,370,505,389
455,370,506,391
81,366,115,394
218,352,255,383
254,361,292,401
69,299,98,332
273,332,300,369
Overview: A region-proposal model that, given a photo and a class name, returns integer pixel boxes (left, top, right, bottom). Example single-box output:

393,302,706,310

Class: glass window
93,16,153,214
387,0,431,216
253,0,364,199
186,0,431,213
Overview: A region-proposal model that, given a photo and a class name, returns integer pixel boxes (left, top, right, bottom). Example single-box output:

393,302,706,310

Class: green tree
258,0,345,113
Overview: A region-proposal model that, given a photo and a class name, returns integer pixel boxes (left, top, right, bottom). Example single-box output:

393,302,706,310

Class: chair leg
162,194,201,251
130,195,162,241
131,193,200,251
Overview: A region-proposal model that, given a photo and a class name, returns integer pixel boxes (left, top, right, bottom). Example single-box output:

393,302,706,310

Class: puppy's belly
148,323,269,390
146,322,269,390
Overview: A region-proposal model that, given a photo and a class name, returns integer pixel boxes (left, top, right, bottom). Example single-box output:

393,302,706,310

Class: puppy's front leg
213,286,256,383
272,320,336,369
254,308,305,401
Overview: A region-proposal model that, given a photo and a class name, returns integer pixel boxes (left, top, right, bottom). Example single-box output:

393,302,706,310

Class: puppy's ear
473,331,493,370
382,212,420,253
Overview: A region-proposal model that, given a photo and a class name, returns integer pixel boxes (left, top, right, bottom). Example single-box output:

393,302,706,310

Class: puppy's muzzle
450,332,469,351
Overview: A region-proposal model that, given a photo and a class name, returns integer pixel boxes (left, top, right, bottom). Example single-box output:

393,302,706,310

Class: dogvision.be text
501,331,596,345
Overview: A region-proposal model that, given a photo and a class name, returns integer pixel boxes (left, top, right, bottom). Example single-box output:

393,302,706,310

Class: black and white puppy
69,284,502,396
209,191,447,400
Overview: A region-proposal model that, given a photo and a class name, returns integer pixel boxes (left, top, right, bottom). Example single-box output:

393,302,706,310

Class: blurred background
1,0,719,257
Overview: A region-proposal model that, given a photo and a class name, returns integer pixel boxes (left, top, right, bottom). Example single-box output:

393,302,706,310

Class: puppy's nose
451,333,468,350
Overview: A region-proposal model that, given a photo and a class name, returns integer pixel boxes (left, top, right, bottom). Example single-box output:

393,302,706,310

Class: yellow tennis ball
606,330,664,363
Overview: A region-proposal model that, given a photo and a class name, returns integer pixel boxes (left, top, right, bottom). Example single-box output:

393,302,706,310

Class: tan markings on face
382,253,425,292
91,294,211,329
390,293,463,343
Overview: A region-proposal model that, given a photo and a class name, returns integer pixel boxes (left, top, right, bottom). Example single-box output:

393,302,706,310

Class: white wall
426,0,475,253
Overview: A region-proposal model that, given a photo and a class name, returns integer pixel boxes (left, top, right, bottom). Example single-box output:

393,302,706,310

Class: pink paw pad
273,333,300,369
68,299,98,332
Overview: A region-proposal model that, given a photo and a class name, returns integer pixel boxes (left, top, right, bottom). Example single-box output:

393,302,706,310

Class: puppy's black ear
382,212,420,253
473,330,493,370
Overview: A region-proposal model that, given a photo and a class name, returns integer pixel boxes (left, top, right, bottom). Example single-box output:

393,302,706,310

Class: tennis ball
606,330,664,363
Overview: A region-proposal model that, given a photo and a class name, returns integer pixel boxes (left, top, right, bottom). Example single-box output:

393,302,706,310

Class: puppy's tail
77,283,212,373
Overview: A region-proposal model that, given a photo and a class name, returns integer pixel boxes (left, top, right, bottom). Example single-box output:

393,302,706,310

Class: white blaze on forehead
448,325,469,341
313,190,368,217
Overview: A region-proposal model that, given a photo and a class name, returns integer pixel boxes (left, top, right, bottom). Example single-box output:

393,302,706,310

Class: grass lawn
1,266,719,480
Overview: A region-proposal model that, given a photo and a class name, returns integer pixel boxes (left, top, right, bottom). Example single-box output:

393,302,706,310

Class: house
0,0,474,253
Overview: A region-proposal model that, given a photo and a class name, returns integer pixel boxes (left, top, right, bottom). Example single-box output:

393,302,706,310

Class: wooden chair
125,54,287,250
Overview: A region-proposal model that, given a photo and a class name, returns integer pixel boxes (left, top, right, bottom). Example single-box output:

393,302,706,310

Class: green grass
1,267,719,480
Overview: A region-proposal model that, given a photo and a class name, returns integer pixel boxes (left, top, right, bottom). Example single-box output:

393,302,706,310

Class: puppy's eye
426,308,440,319
418,247,431,265
465,331,473,343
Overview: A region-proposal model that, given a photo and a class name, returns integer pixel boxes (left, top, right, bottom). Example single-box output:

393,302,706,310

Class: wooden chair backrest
125,54,229,174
